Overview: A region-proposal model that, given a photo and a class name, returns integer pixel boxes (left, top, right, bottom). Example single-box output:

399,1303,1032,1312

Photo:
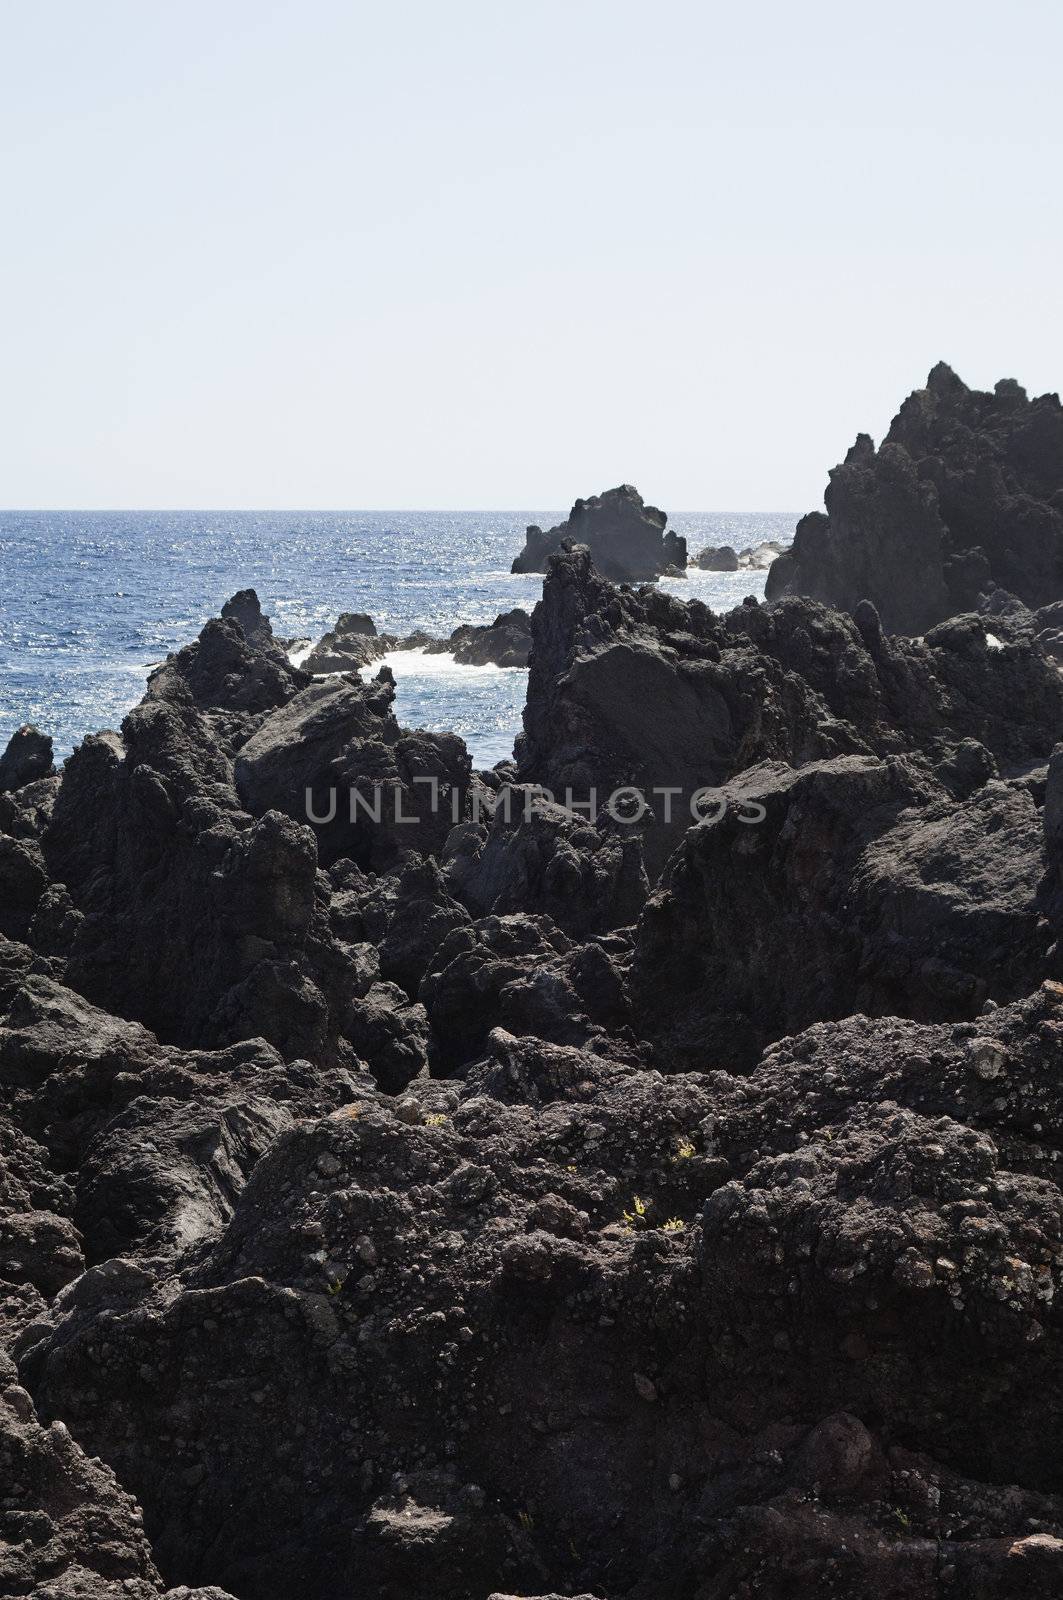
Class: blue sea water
0,510,796,769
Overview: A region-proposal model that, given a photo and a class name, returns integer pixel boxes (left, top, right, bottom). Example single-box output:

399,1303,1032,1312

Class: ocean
0,510,796,769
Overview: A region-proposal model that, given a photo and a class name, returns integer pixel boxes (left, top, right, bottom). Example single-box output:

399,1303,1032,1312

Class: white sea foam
287,642,315,667
379,646,525,679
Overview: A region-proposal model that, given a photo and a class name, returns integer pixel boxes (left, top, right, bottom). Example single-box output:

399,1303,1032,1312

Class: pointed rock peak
844,433,876,466
926,361,967,396
221,588,271,640
0,723,54,792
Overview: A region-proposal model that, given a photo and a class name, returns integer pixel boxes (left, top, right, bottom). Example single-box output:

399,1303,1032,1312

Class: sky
1,0,1061,511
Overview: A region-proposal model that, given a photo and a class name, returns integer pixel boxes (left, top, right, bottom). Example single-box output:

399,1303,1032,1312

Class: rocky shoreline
299,606,534,675
4,367,1063,1598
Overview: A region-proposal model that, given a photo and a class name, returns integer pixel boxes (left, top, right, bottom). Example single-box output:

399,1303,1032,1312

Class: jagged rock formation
767,363,1063,633
511,485,687,582
0,1348,238,1598
516,544,1063,861
7,549,1063,1597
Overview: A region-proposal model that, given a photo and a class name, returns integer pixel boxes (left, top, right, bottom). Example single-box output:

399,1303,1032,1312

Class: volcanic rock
0,723,54,792
693,539,785,572
7,554,1063,1598
20,993,1063,1598
302,612,389,674
446,607,532,668
767,363,1063,632
630,754,1051,1068
516,545,1063,878
511,485,686,582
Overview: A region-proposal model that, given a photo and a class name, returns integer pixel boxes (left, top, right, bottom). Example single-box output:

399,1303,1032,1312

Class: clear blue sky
1,0,1060,510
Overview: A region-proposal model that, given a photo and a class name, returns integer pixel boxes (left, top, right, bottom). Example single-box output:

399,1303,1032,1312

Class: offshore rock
302,612,388,674
511,484,686,582
694,538,783,571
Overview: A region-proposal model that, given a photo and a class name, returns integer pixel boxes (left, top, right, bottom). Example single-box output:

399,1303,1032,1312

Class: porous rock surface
4,512,1063,1599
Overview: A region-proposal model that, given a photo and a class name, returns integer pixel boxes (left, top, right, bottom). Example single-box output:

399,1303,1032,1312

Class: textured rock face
511,485,687,582
9,558,1063,1598
17,997,1063,1599
516,545,1063,844
446,608,533,668
767,363,1063,633
302,612,386,674
234,670,470,869
444,790,648,938
631,755,1052,1067
0,723,54,793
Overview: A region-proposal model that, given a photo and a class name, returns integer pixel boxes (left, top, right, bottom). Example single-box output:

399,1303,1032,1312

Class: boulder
234,670,471,870
303,612,390,674
444,789,647,938
447,607,532,668
694,544,739,571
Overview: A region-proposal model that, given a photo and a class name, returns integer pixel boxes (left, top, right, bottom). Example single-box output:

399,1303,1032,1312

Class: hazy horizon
0,502,803,513
3,0,1061,510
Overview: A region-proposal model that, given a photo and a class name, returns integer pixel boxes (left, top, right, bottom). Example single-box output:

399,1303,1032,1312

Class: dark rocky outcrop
631,754,1052,1068
234,669,471,869
302,612,386,674
0,1352,240,1599
511,485,687,582
767,363,1063,632
17,994,1063,1599
0,723,54,792
445,608,532,668
444,789,648,939
9,545,1063,1598
516,544,1063,879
